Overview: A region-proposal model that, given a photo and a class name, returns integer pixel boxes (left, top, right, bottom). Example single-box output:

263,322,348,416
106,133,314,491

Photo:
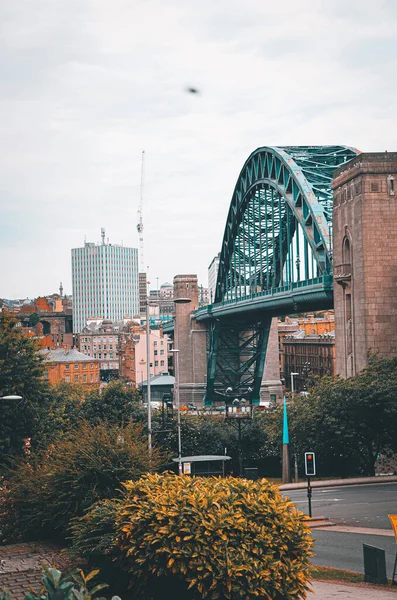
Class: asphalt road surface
311,530,396,576
283,483,397,574
284,483,397,529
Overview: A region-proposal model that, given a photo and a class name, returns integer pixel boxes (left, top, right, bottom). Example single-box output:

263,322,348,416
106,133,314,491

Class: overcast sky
1,0,397,299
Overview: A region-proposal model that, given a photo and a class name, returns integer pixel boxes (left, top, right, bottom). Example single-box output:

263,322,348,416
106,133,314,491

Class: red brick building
41,348,100,386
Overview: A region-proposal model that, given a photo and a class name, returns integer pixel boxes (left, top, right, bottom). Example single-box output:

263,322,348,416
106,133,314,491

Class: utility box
243,467,258,480
363,544,387,584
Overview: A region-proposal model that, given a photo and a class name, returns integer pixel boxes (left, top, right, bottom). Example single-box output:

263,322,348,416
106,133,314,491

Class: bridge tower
173,275,207,405
332,152,397,377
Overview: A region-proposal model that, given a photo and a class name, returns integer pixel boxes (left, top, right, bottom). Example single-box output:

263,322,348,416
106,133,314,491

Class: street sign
183,462,192,475
389,514,397,543
304,452,316,476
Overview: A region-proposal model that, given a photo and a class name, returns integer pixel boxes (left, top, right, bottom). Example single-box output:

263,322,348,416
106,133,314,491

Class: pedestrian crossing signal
305,452,316,476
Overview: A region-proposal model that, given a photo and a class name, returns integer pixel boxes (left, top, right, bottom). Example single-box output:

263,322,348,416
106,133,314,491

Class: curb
279,475,397,491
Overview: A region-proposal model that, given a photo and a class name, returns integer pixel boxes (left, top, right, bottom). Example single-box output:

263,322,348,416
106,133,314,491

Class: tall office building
72,229,139,333
208,253,220,303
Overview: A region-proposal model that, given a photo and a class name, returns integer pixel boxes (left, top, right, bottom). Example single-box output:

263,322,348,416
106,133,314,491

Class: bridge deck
195,275,333,321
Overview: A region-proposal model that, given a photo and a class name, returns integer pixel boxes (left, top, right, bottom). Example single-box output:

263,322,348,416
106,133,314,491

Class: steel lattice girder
215,145,359,304
205,317,271,405
204,145,359,405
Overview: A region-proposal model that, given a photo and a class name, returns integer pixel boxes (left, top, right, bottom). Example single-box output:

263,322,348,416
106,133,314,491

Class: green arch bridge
193,145,359,404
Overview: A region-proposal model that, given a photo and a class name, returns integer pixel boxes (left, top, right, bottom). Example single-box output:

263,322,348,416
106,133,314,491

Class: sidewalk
310,580,397,598
280,474,397,491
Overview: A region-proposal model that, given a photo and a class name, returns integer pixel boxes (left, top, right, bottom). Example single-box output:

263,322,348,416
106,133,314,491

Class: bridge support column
261,317,283,403
332,152,397,376
173,275,207,406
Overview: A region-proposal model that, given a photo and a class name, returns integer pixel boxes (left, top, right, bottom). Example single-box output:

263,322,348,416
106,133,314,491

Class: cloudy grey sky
1,0,397,298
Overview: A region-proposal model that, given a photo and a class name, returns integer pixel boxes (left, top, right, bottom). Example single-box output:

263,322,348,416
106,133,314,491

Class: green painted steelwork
205,145,359,405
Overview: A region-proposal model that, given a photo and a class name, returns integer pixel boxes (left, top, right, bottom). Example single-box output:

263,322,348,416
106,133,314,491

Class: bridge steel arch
204,146,359,405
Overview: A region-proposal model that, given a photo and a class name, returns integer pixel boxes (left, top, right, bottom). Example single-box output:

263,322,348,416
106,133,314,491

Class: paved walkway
310,580,397,598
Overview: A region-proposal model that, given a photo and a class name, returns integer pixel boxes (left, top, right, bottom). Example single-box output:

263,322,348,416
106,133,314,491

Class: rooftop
140,372,175,387
40,348,98,363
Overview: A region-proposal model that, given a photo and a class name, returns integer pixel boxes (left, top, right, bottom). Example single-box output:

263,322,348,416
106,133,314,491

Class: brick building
78,319,125,380
41,348,100,386
332,152,397,377
283,331,335,392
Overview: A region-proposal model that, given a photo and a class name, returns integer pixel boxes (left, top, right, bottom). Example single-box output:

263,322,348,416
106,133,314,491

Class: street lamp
290,372,299,394
0,396,23,401
170,348,182,475
225,394,253,477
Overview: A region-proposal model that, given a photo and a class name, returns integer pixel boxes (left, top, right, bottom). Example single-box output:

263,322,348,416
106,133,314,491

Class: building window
65,375,70,382
90,374,93,382
90,363,94,369
371,181,379,192
65,364,70,370
83,364,87,369
74,364,79,369
153,341,157,346
155,361,159,367
83,374,87,382
74,375,79,382
154,350,158,356
160,350,164,355
160,360,164,367
160,340,164,346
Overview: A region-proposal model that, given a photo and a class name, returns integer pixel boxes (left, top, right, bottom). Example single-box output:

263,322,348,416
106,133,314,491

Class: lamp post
290,372,299,394
225,394,253,477
170,348,182,474
0,396,23,401
171,296,192,475
146,299,152,463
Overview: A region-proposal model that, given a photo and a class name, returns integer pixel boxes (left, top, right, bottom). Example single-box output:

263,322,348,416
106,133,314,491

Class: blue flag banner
283,395,289,445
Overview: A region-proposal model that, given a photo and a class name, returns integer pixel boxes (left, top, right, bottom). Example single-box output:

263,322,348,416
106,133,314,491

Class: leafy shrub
0,422,164,543
1,567,121,600
74,473,313,600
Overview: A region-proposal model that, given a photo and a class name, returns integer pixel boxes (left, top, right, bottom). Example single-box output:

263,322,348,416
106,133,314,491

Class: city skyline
1,1,397,297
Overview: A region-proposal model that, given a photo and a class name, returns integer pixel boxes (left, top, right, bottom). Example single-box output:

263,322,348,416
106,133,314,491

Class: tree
82,381,146,426
262,357,397,478
35,382,86,447
0,421,165,543
0,312,49,456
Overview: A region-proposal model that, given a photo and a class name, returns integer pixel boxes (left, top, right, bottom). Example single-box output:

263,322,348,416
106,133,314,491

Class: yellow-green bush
114,473,313,600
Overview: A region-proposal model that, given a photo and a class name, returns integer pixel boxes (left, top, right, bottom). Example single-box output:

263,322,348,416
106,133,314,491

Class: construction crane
137,150,145,273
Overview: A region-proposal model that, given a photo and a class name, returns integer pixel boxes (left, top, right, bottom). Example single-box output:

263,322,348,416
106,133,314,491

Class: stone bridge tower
173,275,207,405
332,152,397,377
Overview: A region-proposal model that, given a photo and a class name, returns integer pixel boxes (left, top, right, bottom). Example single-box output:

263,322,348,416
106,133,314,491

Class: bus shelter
172,455,232,477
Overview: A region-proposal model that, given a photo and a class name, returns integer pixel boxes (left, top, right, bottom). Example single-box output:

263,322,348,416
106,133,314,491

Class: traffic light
304,452,316,476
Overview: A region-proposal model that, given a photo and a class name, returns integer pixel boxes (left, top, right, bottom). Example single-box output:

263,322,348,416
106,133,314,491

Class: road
283,483,397,575
312,530,396,575
284,483,397,529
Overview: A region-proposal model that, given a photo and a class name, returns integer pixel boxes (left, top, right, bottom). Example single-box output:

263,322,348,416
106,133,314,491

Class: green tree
82,381,146,426
263,357,397,478
0,421,164,543
0,312,49,456
35,382,86,446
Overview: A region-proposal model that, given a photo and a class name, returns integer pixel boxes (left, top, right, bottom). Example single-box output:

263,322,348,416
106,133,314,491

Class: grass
311,565,364,583
311,565,397,590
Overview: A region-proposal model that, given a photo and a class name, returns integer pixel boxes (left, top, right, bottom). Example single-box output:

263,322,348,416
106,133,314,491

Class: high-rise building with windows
71,229,139,333
208,253,220,304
